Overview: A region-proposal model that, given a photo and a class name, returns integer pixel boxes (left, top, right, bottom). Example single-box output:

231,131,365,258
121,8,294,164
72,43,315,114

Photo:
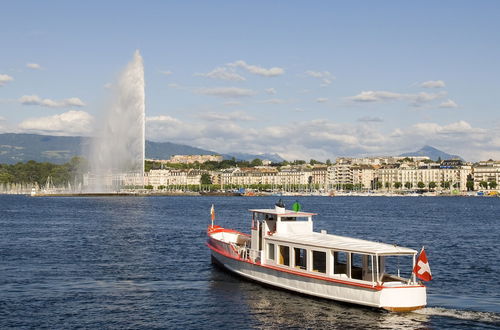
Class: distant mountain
145,140,216,159
0,133,218,164
0,133,285,164
224,152,285,163
0,133,87,164
400,145,463,161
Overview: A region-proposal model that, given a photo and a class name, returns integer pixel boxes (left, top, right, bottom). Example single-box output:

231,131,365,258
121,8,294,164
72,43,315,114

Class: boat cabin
248,208,418,286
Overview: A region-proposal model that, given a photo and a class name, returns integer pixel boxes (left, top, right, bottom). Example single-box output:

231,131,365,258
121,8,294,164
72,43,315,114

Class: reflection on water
209,267,431,329
209,265,500,329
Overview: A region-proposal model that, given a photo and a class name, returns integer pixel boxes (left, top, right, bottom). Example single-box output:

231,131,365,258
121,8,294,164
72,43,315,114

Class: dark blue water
1,195,499,329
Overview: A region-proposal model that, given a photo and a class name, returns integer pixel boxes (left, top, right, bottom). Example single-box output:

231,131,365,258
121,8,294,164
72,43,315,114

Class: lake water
0,195,499,329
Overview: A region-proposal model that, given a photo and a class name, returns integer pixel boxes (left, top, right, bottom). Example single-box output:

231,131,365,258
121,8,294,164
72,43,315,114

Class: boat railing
380,273,415,286
230,241,250,260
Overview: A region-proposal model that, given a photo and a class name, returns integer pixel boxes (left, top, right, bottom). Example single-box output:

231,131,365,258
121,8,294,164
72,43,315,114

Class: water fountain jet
86,50,145,192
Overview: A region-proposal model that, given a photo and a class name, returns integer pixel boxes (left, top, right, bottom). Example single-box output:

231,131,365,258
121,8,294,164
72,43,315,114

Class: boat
206,201,429,312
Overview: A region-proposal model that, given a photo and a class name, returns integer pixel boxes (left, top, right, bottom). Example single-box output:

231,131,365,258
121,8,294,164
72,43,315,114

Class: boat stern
379,285,426,312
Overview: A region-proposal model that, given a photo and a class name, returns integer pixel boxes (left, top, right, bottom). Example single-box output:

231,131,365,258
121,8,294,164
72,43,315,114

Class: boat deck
268,232,416,255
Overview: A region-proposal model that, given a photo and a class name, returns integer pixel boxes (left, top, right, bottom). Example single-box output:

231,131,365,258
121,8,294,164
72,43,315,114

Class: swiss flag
413,248,432,281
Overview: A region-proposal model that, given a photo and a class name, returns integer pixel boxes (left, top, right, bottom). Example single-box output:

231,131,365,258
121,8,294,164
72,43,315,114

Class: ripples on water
0,195,499,329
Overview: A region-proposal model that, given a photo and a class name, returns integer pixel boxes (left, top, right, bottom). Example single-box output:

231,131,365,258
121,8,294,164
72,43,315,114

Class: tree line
0,157,87,186
145,158,330,172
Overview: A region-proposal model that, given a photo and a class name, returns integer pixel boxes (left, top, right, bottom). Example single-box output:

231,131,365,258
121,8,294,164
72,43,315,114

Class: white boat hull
208,238,426,312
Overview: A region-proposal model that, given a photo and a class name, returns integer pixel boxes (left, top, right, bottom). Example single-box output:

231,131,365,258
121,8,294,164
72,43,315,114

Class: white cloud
357,116,383,123
103,82,112,89
386,120,500,160
26,63,42,70
198,111,255,122
19,95,85,108
305,70,334,86
144,113,500,162
439,99,458,108
310,131,358,145
259,98,287,104
146,115,203,142
350,90,405,102
0,116,8,133
349,90,447,106
0,74,14,86
196,87,257,98
167,83,180,88
195,67,245,81
305,70,330,79
18,110,93,136
146,115,181,124
160,70,173,76
228,60,285,77
412,92,447,105
420,80,446,88
321,79,333,87
265,88,277,95
316,98,328,103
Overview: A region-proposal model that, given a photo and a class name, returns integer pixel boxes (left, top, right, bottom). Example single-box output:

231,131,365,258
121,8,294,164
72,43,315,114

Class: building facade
473,161,500,190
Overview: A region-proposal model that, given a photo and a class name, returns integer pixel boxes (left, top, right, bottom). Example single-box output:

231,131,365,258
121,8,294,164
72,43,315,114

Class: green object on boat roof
292,201,301,212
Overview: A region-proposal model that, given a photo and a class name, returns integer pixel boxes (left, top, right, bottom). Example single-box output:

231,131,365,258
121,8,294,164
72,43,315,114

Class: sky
1,1,500,161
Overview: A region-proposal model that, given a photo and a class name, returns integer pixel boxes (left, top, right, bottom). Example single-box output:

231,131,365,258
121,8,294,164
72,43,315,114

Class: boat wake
415,307,500,325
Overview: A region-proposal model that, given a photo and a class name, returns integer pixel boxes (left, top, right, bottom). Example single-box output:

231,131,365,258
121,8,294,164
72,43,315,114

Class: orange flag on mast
210,204,215,221
413,247,432,281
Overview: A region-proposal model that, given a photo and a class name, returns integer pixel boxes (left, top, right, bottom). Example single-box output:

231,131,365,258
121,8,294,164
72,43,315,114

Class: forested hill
0,133,216,164
0,133,284,164
0,133,85,164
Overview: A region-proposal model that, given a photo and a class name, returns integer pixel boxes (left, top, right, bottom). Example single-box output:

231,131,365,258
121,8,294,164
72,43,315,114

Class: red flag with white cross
413,247,432,281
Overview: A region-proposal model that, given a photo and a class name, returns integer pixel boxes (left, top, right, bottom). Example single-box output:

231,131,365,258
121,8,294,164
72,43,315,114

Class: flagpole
412,253,417,284
210,204,215,228
413,245,432,283
413,246,422,284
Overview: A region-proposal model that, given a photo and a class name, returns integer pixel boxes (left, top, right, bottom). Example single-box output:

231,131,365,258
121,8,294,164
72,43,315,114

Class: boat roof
269,232,417,255
249,209,317,217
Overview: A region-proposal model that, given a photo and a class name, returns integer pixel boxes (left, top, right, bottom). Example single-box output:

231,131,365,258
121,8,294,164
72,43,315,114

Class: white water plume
415,307,500,324
87,50,145,191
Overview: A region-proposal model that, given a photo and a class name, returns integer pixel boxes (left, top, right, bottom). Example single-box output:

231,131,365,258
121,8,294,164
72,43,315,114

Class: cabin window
264,214,276,221
312,250,326,273
382,255,413,281
294,247,307,270
333,251,348,275
351,253,363,280
255,213,266,221
267,243,275,260
279,245,290,266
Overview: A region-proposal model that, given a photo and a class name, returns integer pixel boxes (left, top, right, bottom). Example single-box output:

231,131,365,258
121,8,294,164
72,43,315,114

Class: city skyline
1,1,499,161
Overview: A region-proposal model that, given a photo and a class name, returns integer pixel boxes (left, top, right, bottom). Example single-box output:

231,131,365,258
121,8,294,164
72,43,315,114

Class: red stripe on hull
209,235,381,291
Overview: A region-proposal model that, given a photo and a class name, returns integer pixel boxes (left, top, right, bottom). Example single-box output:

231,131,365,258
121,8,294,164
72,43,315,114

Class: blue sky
1,1,499,161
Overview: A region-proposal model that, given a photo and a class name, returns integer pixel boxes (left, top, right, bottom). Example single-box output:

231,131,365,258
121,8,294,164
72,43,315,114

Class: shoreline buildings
140,156,500,193
146,154,223,165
